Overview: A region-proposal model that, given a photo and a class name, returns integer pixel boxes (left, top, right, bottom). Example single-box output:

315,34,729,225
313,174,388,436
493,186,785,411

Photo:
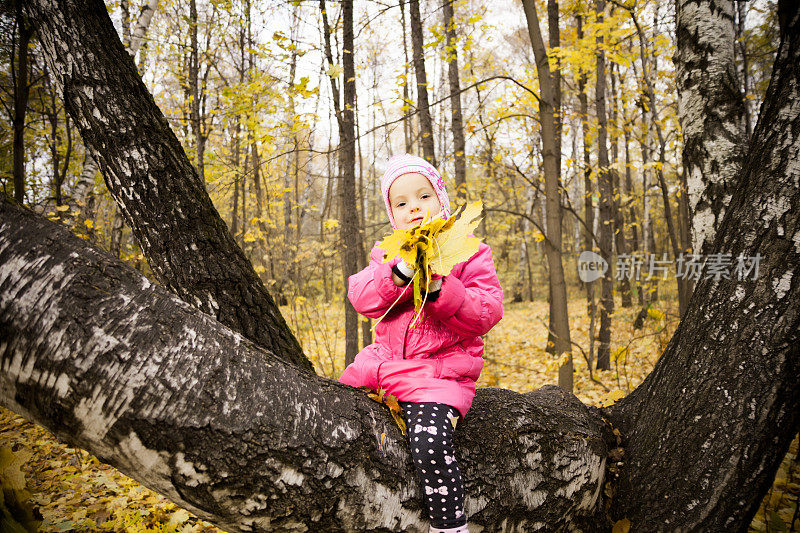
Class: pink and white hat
380,154,451,228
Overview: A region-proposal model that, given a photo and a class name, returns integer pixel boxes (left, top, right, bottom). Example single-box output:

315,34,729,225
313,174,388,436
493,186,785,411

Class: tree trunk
735,0,753,139
594,0,614,372
24,0,311,371
577,12,597,367
12,3,33,205
399,0,414,154
188,0,204,182
610,64,632,308
409,0,437,167
608,4,800,529
443,0,467,202
0,195,610,532
522,0,573,391
320,0,364,367
675,0,748,257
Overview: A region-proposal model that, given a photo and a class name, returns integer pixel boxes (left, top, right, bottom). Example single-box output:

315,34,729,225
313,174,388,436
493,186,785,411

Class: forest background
1,0,797,531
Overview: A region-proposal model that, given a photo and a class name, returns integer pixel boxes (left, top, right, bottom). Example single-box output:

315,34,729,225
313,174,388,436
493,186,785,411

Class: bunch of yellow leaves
359,386,407,436
376,201,484,328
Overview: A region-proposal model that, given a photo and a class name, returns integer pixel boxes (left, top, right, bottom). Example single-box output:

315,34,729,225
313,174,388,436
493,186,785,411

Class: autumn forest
1,0,798,531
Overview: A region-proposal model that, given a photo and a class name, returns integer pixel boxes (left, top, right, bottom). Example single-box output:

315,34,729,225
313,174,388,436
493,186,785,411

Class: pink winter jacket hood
339,241,503,417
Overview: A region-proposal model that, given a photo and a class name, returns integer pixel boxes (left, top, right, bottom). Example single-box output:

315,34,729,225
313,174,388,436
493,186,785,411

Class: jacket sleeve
423,243,503,337
347,243,414,319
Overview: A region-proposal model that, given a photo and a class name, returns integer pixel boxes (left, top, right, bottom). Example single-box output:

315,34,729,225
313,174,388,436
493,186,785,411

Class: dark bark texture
608,2,800,528
0,196,610,532
409,0,437,167
443,0,467,201
594,0,614,372
22,0,311,371
339,1,365,368
12,3,33,205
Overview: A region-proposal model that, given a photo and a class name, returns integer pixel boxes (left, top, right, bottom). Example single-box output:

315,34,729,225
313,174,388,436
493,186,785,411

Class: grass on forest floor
1,294,798,532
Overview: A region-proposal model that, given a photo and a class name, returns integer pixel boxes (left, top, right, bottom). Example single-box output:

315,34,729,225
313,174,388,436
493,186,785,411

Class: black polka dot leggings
400,401,467,529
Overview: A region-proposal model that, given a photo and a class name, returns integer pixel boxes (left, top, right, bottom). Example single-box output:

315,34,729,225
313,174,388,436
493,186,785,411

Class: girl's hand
392,260,415,286
427,276,443,292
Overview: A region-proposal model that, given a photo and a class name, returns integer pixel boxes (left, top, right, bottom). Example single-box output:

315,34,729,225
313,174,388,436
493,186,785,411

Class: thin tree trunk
443,0,467,202
577,12,596,367
609,64,632,309
320,0,363,367
626,5,688,313
594,0,614,372
232,118,241,241
12,4,33,205
736,0,753,139
189,0,203,181
400,0,414,154
623,121,644,307
522,0,573,391
409,0,436,166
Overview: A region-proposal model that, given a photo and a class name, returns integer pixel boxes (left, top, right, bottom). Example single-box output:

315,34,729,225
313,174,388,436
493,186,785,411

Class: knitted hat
380,154,451,228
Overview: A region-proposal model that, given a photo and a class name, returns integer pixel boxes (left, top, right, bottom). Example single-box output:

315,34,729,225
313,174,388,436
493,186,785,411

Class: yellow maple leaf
598,389,625,408
426,201,482,277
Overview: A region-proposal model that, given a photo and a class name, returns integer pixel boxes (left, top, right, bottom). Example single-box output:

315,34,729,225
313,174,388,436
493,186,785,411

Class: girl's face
389,172,442,230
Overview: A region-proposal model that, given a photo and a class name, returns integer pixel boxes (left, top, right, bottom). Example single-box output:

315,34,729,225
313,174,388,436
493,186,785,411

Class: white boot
429,525,469,533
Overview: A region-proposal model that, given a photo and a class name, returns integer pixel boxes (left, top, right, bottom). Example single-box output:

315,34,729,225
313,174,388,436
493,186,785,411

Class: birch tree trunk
675,0,748,256
70,0,158,234
577,12,597,367
23,0,311,371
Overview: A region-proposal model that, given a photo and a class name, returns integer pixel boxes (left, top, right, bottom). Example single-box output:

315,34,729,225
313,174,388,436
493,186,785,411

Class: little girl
339,153,504,533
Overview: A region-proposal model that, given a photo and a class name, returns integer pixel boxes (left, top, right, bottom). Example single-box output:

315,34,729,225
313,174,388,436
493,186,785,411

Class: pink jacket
339,241,503,417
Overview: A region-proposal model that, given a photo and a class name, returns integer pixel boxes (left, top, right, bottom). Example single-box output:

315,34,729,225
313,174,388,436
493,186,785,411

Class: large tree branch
22,0,312,371
0,197,611,532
